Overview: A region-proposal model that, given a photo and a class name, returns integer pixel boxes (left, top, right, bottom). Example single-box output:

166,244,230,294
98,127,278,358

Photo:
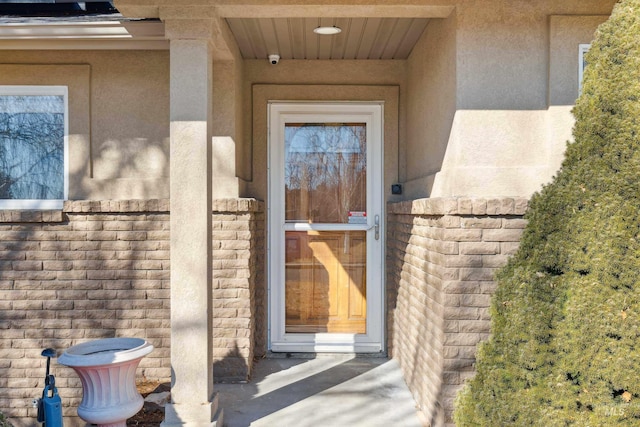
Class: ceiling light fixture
313,26,342,35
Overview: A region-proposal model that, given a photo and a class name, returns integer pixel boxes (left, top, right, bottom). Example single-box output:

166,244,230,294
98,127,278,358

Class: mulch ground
127,381,170,426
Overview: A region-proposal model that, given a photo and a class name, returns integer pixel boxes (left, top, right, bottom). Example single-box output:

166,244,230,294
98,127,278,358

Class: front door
268,102,383,353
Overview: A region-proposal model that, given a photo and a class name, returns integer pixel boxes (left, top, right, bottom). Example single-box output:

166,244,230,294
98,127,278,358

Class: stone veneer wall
0,199,263,424
211,199,265,379
387,197,528,427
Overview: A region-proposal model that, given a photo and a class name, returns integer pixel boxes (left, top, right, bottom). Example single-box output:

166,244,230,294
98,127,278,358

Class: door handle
374,215,380,240
367,214,380,240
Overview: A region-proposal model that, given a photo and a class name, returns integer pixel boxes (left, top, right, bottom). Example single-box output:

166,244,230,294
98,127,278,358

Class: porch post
162,20,222,427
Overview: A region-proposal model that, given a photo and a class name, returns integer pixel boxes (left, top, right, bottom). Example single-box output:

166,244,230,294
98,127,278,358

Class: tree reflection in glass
284,123,368,333
0,95,65,201
285,123,366,224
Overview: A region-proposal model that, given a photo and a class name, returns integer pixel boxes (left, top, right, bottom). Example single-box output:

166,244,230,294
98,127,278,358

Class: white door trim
267,101,384,353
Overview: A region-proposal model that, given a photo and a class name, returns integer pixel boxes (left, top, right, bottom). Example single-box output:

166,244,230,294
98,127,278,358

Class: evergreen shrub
455,0,640,425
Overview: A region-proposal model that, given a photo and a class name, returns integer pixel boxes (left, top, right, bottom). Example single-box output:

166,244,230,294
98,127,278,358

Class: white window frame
579,44,591,93
0,85,69,210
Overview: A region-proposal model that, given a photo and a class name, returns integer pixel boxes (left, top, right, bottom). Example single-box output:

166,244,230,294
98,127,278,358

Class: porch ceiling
225,17,429,60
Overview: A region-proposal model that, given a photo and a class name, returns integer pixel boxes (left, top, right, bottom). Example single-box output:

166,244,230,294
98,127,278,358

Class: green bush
454,0,640,425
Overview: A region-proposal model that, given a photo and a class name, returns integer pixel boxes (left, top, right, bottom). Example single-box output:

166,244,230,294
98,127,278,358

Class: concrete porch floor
216,355,425,427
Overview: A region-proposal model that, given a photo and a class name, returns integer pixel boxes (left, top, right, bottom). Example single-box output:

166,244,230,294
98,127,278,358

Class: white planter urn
58,337,154,427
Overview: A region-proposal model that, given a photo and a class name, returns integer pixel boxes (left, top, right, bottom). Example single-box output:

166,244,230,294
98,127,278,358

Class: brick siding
0,199,263,424
387,197,528,426
211,199,265,380
2,195,523,426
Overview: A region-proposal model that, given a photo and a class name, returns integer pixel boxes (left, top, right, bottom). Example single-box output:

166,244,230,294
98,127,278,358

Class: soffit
0,2,438,57
226,17,429,60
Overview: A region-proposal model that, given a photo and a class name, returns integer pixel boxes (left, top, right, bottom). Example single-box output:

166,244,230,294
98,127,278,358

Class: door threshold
264,351,388,359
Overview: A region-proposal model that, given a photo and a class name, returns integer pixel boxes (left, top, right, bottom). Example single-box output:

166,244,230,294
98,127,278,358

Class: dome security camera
269,54,280,65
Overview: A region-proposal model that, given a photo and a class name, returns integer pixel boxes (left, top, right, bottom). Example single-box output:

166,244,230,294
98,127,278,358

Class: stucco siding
455,0,616,110
415,3,613,198
0,1,615,201
0,51,171,200
247,78,405,203
404,12,457,199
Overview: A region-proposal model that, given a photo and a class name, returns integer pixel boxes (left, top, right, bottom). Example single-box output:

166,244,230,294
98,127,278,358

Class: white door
268,102,384,353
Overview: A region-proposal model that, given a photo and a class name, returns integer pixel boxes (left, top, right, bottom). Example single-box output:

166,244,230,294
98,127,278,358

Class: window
0,86,68,209
579,44,591,93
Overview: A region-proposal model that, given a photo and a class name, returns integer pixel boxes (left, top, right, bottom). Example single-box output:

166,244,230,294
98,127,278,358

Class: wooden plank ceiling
226,17,429,60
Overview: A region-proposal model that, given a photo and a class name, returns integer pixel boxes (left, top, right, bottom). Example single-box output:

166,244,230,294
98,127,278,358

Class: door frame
267,101,385,353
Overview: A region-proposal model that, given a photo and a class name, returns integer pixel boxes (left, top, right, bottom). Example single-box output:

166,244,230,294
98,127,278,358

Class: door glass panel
284,122,367,334
285,230,366,333
285,123,366,224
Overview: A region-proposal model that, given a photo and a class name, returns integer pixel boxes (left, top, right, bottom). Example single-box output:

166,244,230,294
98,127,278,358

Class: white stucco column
162,22,222,427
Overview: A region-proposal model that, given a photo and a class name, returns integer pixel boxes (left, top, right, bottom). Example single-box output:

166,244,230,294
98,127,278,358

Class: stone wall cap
388,197,529,216
212,199,265,213
62,198,264,214
0,210,64,223
64,199,170,213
